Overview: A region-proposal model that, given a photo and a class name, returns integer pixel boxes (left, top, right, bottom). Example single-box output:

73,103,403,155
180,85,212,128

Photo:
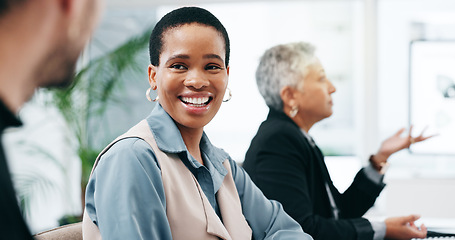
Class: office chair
33,222,82,240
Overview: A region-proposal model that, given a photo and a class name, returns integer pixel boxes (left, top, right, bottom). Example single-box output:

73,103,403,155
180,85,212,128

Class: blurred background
3,0,455,233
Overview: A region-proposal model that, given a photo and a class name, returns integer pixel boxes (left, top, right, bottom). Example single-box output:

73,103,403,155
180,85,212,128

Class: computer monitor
409,40,455,155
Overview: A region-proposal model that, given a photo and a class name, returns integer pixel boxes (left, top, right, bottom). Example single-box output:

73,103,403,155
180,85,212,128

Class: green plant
11,119,70,221
9,25,154,228
51,26,153,188
15,168,58,220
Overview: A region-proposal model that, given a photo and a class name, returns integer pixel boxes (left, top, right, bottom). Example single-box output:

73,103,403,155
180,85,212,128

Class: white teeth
181,96,209,105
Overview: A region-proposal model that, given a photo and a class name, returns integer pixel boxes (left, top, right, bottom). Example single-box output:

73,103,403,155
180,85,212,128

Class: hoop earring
290,106,299,118
223,88,232,102
146,88,159,102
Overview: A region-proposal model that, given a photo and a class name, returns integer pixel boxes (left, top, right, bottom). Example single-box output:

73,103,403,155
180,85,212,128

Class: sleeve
229,158,313,240
248,128,373,240
337,168,385,218
371,221,386,240
84,138,173,240
364,164,385,185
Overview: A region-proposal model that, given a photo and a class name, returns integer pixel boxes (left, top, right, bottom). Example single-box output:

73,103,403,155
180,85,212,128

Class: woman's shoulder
97,137,158,169
103,137,152,156
258,117,302,140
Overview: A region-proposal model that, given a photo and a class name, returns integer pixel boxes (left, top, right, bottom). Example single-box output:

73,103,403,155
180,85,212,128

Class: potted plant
49,25,154,223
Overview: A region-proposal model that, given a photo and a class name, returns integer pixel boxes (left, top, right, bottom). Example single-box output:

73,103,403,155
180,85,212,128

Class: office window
378,0,455,176
158,0,365,161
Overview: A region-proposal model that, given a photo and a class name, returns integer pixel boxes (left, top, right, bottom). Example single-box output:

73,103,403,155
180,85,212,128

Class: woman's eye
170,64,187,70
206,65,222,71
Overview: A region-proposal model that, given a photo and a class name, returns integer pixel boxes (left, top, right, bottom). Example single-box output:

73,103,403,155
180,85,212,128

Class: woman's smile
178,94,214,114
179,95,212,107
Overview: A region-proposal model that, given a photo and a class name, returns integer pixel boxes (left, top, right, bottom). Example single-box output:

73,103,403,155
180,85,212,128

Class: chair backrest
33,222,82,240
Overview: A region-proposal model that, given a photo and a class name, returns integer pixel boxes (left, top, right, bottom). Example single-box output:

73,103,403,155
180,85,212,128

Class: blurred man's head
34,0,104,88
0,0,104,111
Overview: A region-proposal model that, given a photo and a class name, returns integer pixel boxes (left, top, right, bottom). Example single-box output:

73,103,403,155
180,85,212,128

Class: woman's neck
294,116,313,133
283,107,315,132
177,125,204,165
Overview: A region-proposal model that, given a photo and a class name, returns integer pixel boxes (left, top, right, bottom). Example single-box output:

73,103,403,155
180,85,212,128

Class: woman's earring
223,88,232,102
290,106,299,118
146,87,159,102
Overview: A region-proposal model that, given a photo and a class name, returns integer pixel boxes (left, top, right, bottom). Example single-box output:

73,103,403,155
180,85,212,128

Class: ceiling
106,0,347,8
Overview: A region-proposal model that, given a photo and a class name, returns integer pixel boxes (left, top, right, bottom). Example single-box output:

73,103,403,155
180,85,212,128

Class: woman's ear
280,86,296,108
148,64,157,90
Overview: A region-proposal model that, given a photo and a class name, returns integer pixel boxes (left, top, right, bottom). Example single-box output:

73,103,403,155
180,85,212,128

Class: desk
368,217,455,239
385,178,455,218
414,218,455,239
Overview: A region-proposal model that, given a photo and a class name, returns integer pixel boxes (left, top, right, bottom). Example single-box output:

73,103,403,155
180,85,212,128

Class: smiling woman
148,23,229,144
81,6,312,240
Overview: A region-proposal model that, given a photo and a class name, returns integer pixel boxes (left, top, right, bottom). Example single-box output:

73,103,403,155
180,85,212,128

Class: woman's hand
385,215,427,240
373,126,433,166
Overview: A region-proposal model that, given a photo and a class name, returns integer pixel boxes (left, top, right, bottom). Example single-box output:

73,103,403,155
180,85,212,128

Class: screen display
409,40,455,155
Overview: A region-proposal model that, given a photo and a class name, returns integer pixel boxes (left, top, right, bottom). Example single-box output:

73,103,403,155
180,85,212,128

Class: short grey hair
256,42,316,111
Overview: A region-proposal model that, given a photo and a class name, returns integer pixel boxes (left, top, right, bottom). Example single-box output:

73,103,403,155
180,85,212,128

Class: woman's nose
184,70,209,89
328,80,336,94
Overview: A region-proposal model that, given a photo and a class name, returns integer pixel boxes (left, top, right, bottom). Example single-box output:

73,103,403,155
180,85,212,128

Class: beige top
82,120,252,240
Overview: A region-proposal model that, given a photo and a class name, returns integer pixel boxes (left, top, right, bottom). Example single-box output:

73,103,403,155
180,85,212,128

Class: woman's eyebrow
165,53,223,63
203,54,223,61
166,54,190,63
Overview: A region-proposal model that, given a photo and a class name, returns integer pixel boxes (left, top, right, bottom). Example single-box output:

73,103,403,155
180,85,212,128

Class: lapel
190,173,232,240
302,134,332,184
217,161,253,240
305,136,340,218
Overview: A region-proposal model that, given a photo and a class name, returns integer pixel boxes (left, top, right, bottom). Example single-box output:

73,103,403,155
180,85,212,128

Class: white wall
375,0,455,219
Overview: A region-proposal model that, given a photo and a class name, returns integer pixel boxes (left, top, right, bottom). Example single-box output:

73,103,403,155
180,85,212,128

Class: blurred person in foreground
243,41,431,240
82,7,312,240
0,0,104,239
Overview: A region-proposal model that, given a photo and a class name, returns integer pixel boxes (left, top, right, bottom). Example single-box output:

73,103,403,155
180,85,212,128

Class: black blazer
0,100,33,240
243,108,385,240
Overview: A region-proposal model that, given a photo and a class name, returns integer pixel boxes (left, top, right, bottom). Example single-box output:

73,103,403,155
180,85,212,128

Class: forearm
297,214,374,240
369,154,390,174
339,169,385,218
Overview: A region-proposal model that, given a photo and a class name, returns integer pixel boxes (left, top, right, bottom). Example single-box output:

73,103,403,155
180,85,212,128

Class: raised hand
372,126,434,166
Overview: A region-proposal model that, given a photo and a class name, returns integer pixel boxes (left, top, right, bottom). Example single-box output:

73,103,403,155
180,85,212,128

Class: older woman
82,7,312,240
243,42,430,240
